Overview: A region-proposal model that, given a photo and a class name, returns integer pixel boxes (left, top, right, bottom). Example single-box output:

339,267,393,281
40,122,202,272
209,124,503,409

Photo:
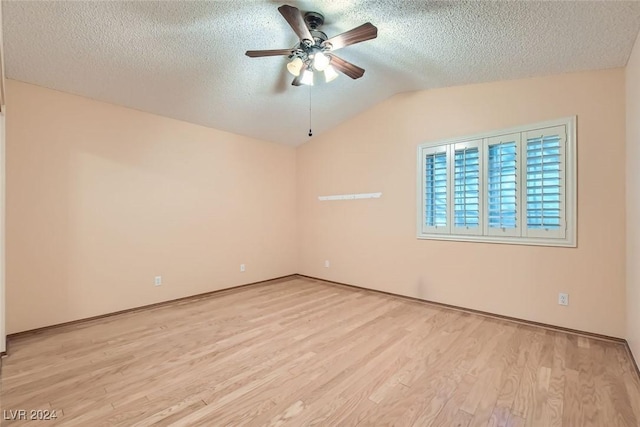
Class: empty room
1,0,640,426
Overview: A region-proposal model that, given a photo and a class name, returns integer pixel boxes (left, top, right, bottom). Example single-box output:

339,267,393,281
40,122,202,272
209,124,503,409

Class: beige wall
297,69,627,338
6,67,632,340
627,32,640,365
6,80,297,334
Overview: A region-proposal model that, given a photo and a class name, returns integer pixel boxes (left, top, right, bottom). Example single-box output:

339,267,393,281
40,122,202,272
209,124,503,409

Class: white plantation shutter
417,117,575,246
422,145,449,233
524,125,566,239
453,141,482,235
485,133,521,237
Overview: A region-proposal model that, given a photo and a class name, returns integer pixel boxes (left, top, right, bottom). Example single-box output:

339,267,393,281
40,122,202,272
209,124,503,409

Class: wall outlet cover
558,292,569,306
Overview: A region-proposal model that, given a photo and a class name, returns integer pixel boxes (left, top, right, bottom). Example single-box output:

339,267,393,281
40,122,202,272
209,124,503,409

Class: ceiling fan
245,5,378,86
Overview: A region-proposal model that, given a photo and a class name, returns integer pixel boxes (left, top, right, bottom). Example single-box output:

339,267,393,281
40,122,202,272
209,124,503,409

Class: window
417,117,576,247
453,141,481,235
424,149,447,229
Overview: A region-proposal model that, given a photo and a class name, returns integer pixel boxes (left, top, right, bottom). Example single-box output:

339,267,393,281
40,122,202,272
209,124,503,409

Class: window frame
416,117,577,247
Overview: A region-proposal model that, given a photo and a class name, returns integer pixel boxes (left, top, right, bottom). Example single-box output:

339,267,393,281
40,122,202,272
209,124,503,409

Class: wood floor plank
487,325,530,427
578,339,604,426
508,413,527,427
562,368,581,426
611,344,640,424
451,409,474,427
431,373,477,427
545,332,568,427
467,369,503,427
1,277,638,426
511,329,544,421
347,316,493,425
254,305,428,426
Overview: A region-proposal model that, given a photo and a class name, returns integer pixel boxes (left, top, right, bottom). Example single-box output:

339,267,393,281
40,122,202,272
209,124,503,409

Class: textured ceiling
3,1,640,146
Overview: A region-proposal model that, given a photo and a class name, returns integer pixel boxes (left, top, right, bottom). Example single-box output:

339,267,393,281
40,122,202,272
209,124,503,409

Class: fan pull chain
308,85,313,137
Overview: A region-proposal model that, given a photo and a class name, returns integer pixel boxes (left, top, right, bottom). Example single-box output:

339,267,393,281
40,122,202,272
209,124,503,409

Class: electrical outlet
558,293,569,306
154,276,162,286
325,260,330,268
240,264,246,272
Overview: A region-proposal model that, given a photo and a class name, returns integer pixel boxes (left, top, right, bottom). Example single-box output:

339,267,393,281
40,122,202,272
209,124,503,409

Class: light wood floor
2,277,640,426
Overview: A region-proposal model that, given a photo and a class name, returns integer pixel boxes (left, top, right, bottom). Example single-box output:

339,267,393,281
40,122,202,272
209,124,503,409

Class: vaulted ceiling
4,1,640,146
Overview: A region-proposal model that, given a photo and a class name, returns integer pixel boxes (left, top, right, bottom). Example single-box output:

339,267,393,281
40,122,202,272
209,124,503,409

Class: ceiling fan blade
245,49,293,58
328,54,365,79
324,23,378,51
278,5,313,43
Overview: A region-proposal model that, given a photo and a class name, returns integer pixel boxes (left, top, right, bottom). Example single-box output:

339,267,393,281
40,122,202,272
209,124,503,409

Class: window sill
416,233,576,248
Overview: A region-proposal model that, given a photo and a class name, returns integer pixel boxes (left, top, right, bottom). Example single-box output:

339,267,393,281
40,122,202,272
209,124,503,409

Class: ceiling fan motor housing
299,12,328,51
291,25,329,63
304,11,324,30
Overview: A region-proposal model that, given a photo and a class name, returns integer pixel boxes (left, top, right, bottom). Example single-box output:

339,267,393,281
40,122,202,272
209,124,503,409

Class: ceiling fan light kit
300,68,314,86
245,4,378,87
311,51,330,71
286,56,303,76
324,65,339,83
